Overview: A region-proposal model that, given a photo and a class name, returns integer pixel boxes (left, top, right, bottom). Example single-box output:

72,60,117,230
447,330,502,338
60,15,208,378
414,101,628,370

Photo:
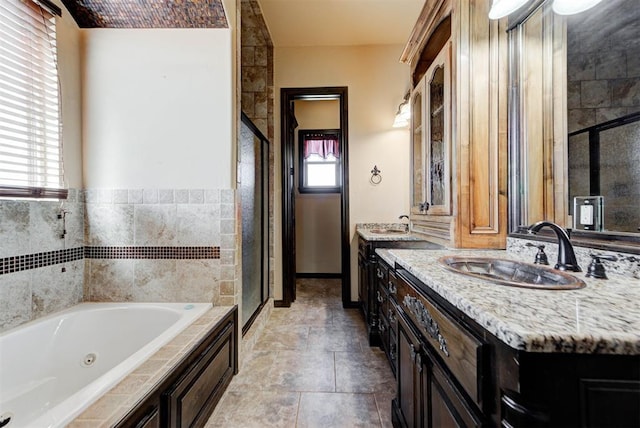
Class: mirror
507,0,640,246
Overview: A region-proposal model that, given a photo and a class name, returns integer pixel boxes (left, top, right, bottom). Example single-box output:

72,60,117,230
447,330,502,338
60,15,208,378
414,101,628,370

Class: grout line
333,351,337,393
294,392,302,428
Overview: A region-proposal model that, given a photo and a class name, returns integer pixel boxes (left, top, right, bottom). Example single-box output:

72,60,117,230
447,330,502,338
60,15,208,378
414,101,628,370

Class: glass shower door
240,114,269,332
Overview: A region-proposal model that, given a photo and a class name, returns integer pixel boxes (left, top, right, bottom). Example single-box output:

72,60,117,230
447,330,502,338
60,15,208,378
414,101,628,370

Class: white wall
82,29,233,189
294,100,341,274
54,0,83,188
274,44,412,301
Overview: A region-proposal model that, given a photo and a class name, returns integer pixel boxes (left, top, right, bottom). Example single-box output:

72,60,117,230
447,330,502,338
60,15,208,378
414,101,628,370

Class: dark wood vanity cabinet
385,266,640,428
391,269,485,428
116,307,238,428
357,236,441,346
377,260,398,375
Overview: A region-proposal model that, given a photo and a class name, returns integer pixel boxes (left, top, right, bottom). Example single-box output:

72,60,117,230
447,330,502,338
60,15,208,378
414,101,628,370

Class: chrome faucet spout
527,221,582,272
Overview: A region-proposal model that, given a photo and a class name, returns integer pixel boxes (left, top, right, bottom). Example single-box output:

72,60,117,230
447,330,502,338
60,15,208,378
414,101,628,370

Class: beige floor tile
263,350,336,392
268,303,333,326
207,278,397,427
206,390,300,428
335,349,396,393
253,324,310,351
375,389,397,428
306,325,366,352
228,350,278,391
331,307,367,327
297,392,382,428
296,278,342,301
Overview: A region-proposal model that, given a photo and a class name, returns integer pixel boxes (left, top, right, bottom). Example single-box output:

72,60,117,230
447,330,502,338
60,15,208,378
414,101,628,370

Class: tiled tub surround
0,190,85,331
377,248,640,355
84,188,237,308
0,188,238,333
67,305,236,427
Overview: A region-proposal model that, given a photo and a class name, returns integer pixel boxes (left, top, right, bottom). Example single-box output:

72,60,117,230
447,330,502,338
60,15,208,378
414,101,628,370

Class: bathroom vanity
376,249,639,428
357,226,442,345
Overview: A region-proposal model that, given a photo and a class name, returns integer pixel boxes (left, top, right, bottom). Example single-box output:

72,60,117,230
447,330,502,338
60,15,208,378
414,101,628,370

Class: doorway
279,87,352,308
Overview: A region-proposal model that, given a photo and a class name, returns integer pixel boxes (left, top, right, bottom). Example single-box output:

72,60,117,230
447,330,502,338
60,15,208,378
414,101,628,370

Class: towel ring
370,165,382,184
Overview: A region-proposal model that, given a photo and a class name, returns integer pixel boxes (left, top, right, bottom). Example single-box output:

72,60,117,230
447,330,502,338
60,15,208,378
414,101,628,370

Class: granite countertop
377,248,640,355
356,223,426,242
357,229,427,241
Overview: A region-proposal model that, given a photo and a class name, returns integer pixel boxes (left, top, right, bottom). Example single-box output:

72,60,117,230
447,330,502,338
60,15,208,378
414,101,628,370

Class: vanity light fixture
488,0,530,19
392,91,411,128
552,0,602,15
489,0,602,19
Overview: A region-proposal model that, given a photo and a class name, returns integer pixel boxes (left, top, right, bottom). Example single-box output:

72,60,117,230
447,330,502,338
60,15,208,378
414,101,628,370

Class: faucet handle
526,242,549,265
586,254,617,280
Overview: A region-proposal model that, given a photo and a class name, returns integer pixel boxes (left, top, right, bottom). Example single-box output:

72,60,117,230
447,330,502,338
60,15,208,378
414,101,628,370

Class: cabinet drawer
375,262,389,286
395,273,484,406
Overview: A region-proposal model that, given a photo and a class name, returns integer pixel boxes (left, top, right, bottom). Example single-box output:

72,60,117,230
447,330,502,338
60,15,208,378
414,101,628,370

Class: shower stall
239,113,270,332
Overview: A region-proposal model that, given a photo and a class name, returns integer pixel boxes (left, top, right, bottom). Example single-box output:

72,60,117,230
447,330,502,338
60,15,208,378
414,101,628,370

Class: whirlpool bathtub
0,302,212,428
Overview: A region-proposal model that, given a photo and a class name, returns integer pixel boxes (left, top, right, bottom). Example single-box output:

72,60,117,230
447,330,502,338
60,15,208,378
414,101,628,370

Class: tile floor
206,278,396,428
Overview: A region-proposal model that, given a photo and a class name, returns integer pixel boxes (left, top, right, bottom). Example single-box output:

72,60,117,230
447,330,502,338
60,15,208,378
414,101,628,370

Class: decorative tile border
85,246,220,260
0,246,220,275
0,248,84,275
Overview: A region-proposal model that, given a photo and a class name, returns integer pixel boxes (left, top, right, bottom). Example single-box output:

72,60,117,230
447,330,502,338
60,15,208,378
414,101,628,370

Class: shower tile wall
0,190,85,332
241,0,275,299
84,188,238,307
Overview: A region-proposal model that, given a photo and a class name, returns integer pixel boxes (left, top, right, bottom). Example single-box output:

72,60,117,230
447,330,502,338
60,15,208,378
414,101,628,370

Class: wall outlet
580,204,594,225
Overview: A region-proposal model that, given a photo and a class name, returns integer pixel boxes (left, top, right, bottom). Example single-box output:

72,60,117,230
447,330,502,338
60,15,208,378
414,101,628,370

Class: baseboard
274,300,290,308
296,273,342,279
342,301,360,309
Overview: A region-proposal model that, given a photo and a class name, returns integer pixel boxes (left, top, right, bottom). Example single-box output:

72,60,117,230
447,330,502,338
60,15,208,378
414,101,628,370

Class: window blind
0,0,66,199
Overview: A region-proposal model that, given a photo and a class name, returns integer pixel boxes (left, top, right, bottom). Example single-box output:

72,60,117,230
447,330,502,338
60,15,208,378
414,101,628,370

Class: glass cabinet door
410,76,426,214
425,44,451,216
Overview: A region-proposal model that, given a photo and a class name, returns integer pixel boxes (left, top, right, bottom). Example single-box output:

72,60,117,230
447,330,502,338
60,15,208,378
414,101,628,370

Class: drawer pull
403,295,450,357
388,309,396,323
379,322,386,332
388,281,397,294
377,291,384,303
416,352,423,373
377,268,384,279
409,344,417,362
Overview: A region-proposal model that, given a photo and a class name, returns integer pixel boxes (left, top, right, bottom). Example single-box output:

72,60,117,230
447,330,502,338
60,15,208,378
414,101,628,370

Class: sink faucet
527,221,582,272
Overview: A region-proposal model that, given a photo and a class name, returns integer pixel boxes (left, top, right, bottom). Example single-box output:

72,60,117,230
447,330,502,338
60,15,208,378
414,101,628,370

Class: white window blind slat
0,0,65,199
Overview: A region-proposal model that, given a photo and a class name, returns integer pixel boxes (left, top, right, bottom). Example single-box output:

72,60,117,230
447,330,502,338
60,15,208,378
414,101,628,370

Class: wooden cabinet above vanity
403,0,509,249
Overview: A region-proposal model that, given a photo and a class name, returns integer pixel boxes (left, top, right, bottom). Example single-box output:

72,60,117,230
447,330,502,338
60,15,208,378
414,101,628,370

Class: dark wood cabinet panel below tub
116,306,238,428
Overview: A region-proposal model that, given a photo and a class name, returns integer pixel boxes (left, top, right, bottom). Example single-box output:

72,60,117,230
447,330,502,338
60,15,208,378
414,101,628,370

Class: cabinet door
411,75,427,215
358,252,369,317
431,360,483,428
164,322,235,427
396,312,421,427
424,43,452,216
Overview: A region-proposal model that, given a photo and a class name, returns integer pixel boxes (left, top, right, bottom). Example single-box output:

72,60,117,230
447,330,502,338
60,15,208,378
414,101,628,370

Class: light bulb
552,0,602,15
488,0,531,19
